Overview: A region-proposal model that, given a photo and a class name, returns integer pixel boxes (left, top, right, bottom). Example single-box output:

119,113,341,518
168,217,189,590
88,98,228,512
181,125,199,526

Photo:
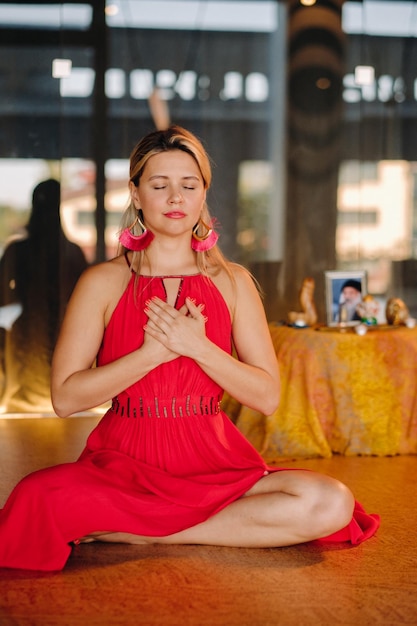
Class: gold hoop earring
191,218,219,251
119,212,154,251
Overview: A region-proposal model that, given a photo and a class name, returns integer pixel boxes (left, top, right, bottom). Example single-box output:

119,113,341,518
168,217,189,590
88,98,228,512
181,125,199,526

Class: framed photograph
325,270,368,326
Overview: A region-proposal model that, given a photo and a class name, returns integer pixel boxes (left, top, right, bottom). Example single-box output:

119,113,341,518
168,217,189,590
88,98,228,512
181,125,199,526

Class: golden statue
288,277,318,327
385,297,410,326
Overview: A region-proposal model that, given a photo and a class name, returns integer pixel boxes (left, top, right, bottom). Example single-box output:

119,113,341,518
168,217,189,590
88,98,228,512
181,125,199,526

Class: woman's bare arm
51,261,178,417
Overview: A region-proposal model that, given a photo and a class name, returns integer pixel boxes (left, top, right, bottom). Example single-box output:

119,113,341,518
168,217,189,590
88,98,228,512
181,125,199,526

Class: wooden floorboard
0,417,415,626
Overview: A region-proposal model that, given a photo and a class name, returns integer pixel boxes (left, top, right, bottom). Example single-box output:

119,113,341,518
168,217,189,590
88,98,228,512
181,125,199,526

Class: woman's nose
169,190,183,204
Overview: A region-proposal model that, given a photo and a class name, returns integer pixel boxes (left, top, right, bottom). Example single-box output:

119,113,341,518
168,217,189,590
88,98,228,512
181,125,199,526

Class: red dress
0,273,380,571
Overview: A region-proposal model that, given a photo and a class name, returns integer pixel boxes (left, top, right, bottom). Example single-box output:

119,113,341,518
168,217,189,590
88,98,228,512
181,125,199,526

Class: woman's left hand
143,296,208,358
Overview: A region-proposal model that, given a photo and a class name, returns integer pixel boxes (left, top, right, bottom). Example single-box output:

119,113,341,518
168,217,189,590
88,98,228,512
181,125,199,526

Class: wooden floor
0,416,416,626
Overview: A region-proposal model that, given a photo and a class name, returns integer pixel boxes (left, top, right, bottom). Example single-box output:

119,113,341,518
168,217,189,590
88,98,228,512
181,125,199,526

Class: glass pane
0,0,285,414
341,0,417,318
106,0,284,264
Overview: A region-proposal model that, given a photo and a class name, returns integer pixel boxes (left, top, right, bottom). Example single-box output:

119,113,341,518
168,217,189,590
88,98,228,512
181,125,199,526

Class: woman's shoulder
67,255,132,326
209,261,256,288
72,254,131,299
208,262,259,319
228,262,254,280
208,260,251,279
220,262,260,293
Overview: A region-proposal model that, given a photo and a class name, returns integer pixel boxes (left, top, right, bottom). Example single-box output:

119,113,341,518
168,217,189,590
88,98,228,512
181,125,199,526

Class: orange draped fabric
233,324,417,461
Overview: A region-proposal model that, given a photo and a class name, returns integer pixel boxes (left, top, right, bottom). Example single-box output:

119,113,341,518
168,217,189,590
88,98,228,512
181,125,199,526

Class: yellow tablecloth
232,324,417,461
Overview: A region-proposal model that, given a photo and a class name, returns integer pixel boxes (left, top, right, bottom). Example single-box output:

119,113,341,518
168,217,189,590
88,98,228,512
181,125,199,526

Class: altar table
230,324,417,461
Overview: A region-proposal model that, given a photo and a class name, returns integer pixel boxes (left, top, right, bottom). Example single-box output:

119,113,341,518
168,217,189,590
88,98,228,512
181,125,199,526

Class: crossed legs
79,470,355,548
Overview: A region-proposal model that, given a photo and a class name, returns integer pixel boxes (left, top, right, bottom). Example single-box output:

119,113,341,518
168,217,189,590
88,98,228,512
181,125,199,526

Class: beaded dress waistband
111,394,222,418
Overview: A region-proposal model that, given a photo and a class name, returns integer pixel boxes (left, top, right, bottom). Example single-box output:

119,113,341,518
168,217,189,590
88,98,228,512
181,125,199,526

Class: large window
0,1,285,261
340,1,417,309
1,0,417,414
0,0,285,414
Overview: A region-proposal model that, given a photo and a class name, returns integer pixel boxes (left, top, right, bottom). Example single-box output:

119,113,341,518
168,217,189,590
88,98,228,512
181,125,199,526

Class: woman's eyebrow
147,174,201,181
182,175,201,182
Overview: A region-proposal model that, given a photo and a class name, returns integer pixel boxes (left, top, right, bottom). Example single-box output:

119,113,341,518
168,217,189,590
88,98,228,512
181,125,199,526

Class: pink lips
165,211,186,218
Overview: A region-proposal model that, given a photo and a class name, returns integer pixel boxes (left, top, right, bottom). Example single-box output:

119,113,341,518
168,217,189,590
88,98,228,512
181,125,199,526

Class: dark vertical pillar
254,1,287,322
236,2,287,323
92,0,107,262
283,0,345,322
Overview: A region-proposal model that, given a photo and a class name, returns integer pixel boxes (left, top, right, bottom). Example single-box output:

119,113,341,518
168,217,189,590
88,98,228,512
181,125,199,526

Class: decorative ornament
385,297,410,326
119,214,154,251
354,323,368,336
287,277,318,327
356,294,379,326
191,218,219,252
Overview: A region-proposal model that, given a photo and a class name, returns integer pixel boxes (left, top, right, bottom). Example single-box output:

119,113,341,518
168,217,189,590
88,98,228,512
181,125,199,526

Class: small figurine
385,297,410,326
288,277,318,327
356,294,379,326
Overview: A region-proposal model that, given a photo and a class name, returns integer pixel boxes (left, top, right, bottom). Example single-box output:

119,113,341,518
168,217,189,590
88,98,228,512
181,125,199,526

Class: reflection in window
0,3,92,29
338,210,378,225
60,67,95,98
130,69,154,99
106,0,277,32
237,161,273,265
337,160,416,294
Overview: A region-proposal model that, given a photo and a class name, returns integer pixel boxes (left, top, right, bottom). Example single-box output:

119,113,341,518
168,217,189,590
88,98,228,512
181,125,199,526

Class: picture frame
324,270,368,326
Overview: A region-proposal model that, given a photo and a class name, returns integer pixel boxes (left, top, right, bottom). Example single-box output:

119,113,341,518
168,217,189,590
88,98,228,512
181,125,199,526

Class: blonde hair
118,125,231,278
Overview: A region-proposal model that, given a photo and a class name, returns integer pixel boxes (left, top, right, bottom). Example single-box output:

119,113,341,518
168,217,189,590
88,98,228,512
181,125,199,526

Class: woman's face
130,149,206,238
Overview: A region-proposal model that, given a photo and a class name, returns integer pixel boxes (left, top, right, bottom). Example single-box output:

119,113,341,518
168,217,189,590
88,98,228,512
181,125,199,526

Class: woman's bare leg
77,471,355,548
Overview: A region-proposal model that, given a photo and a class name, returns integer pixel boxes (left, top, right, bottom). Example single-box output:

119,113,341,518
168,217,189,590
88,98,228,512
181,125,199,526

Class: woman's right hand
141,325,180,365
141,301,191,365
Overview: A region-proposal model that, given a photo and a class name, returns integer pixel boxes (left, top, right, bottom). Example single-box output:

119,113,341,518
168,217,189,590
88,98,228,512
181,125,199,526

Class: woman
0,179,87,412
0,126,379,571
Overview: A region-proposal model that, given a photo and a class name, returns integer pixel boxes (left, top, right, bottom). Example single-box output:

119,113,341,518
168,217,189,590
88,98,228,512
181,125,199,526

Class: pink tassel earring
191,218,219,252
119,212,154,251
